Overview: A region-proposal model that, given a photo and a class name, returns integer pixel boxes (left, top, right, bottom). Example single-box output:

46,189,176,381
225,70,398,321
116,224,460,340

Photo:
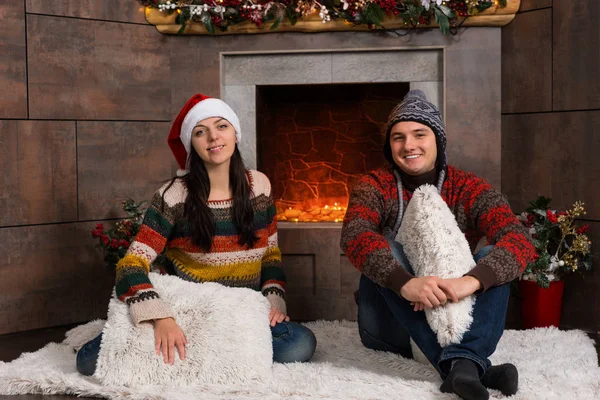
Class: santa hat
168,94,242,176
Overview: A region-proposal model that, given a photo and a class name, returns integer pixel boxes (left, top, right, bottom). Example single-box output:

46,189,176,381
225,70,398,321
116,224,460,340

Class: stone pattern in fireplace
257,83,409,222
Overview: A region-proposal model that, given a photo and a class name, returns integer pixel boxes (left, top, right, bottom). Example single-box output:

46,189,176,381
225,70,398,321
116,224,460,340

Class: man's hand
154,317,187,365
410,301,426,312
269,307,290,327
400,276,459,309
411,276,482,310
441,276,482,300
400,276,458,311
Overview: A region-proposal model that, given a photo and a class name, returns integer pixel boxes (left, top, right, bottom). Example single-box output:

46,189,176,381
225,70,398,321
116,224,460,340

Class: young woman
77,94,316,375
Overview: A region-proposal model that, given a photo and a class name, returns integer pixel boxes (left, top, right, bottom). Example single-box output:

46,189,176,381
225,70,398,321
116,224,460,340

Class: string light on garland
242,0,263,11
157,1,178,11
139,0,507,35
189,4,209,15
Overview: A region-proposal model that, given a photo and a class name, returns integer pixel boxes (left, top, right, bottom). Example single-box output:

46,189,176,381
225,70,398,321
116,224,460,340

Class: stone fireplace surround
221,49,443,170
215,41,499,320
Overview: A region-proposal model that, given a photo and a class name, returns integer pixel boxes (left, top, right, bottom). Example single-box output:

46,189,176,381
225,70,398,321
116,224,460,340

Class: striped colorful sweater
341,165,536,294
116,170,286,325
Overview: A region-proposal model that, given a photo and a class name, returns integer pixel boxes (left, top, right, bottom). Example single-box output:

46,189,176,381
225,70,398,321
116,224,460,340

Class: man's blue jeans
357,241,510,379
77,321,316,376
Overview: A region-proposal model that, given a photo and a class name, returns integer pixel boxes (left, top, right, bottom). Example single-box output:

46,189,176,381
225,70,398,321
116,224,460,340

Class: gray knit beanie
383,89,447,173
383,89,448,236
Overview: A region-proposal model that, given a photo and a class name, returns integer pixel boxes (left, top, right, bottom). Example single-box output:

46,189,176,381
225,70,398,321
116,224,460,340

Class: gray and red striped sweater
341,165,536,293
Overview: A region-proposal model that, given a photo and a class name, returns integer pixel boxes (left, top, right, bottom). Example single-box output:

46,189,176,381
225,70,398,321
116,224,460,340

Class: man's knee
357,301,412,357
358,325,412,358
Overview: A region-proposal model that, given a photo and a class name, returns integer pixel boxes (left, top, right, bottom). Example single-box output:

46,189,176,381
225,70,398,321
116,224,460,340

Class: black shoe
440,359,489,400
481,363,518,396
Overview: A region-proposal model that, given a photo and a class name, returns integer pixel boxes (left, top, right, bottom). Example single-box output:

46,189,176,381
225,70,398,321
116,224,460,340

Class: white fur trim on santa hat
180,98,242,166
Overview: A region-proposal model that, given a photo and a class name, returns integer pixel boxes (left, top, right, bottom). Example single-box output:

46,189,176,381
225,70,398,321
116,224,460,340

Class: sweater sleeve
461,174,537,291
115,182,181,325
340,173,414,294
257,176,287,314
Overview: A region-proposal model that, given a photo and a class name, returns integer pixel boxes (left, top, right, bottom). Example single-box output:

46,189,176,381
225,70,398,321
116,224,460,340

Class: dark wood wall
502,0,600,335
0,0,175,335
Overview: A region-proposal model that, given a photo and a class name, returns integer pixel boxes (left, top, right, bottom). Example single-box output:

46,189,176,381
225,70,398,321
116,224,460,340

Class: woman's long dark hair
162,145,258,252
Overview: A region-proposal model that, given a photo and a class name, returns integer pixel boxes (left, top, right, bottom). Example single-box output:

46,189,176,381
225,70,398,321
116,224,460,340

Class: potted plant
517,196,594,328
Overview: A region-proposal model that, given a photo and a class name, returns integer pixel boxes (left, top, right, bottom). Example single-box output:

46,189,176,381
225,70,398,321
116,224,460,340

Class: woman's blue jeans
76,321,316,376
357,242,509,379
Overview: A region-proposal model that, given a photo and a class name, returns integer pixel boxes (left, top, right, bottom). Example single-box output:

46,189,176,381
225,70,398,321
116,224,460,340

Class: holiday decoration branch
137,0,508,35
91,198,168,271
518,196,594,288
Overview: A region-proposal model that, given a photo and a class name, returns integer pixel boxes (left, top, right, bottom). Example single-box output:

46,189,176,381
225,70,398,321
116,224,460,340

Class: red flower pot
519,279,564,329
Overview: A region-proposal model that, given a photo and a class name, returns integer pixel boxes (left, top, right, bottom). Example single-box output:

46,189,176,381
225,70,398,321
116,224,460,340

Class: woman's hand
153,317,187,364
269,307,290,327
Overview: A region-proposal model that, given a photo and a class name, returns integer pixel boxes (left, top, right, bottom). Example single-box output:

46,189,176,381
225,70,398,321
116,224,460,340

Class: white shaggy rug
1,320,598,399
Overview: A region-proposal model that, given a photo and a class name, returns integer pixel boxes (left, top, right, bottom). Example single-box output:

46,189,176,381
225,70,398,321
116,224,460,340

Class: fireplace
220,49,446,320
256,83,409,223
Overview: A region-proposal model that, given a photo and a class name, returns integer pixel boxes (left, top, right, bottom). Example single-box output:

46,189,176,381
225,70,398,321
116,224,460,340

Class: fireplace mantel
219,49,443,171
144,0,520,35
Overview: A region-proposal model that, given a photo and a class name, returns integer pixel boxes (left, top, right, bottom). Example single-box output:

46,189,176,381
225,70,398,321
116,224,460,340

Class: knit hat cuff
180,98,241,167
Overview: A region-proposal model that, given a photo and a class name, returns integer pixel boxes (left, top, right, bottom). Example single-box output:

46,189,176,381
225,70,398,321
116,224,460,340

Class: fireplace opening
256,82,409,222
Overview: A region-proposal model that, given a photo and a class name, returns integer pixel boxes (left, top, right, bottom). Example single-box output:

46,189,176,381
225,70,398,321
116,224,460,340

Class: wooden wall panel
553,0,600,110
560,221,600,333
444,32,502,189
27,15,170,120
77,121,174,220
519,0,552,12
0,0,27,119
0,120,77,226
502,9,552,113
26,0,148,24
502,1,600,335
0,222,114,334
502,111,600,218
168,37,220,117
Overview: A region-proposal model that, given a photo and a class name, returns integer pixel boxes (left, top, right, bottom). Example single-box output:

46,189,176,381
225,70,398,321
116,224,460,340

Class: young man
340,90,536,400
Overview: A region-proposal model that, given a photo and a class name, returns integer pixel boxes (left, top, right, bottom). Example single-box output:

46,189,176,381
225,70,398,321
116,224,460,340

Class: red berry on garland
546,210,558,224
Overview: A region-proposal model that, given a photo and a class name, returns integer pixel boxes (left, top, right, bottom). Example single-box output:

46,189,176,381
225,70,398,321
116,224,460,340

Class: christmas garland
138,0,507,35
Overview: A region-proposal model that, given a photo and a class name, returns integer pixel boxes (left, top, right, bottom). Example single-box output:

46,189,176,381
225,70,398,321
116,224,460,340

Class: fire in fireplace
256,82,409,222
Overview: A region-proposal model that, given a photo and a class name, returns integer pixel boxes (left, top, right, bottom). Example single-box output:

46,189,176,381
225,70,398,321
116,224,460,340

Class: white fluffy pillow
94,273,273,387
396,184,475,346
